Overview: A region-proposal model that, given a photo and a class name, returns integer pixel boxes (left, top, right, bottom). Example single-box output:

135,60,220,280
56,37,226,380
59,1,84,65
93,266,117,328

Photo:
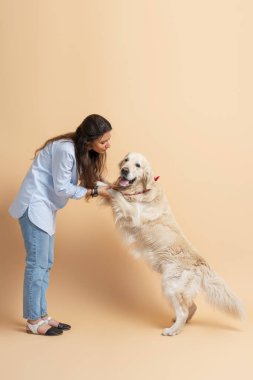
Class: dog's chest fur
110,189,196,271
111,193,168,259
113,197,162,228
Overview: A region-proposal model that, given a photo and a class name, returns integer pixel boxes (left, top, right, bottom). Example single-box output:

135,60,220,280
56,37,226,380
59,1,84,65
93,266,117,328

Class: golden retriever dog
103,152,244,336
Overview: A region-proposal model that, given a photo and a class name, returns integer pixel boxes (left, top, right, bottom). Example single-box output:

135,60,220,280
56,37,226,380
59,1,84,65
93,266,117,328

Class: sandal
26,319,63,336
43,316,71,331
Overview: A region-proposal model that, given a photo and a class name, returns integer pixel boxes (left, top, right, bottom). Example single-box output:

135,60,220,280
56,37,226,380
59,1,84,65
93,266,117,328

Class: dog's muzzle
119,167,136,187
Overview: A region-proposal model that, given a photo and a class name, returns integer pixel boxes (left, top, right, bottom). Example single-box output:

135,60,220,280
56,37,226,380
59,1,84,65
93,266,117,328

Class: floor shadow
53,214,171,327
189,317,242,332
56,230,171,328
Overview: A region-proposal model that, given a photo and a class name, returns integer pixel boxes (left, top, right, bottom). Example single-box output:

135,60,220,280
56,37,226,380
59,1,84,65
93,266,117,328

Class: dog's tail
200,264,245,319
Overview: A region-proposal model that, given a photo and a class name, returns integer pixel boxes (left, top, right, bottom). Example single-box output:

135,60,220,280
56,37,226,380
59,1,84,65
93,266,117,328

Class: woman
9,114,112,336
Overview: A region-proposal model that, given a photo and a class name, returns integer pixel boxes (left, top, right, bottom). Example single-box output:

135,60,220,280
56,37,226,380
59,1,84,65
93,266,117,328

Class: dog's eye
135,163,141,168
124,158,129,162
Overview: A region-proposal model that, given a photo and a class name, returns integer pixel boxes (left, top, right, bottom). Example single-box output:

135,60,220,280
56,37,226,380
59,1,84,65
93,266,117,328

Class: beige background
1,0,252,379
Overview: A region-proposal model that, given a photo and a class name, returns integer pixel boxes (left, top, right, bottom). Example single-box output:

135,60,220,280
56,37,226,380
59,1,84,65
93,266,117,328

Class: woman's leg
19,209,51,320
40,235,71,330
41,234,55,317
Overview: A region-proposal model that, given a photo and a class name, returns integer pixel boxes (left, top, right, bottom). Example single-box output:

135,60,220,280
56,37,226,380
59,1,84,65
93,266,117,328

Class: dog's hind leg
186,302,197,323
162,293,189,336
162,265,199,335
172,301,197,323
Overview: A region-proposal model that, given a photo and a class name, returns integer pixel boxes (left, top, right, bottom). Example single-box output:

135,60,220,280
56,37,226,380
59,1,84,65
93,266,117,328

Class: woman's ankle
27,318,41,324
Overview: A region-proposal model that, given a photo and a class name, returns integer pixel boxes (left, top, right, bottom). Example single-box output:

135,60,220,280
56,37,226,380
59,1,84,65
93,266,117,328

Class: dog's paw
161,327,180,336
96,181,108,187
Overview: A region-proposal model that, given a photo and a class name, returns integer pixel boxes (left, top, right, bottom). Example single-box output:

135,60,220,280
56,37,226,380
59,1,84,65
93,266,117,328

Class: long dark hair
34,114,112,188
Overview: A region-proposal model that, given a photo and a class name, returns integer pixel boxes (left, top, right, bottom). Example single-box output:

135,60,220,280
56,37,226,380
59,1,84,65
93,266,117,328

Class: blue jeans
18,208,55,320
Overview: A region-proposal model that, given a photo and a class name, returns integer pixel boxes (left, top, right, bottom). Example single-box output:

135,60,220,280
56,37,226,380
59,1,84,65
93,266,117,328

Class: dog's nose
121,167,129,176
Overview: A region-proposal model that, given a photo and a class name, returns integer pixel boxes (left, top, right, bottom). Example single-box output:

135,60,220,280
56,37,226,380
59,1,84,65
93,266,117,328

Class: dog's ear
118,153,130,169
118,158,125,169
142,165,154,189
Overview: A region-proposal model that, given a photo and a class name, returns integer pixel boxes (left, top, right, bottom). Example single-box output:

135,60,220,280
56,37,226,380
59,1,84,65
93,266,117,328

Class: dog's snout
121,167,129,176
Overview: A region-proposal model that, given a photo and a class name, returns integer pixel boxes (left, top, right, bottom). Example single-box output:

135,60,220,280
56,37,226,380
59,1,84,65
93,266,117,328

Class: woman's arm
51,144,87,199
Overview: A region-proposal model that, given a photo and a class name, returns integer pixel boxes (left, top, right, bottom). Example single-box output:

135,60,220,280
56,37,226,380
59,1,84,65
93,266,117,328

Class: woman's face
89,131,111,154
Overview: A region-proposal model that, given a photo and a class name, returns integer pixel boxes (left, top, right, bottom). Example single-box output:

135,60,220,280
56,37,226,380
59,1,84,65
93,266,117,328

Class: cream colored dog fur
105,152,244,336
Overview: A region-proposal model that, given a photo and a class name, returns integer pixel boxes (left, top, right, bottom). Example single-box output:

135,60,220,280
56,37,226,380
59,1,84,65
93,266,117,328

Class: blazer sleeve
51,143,87,199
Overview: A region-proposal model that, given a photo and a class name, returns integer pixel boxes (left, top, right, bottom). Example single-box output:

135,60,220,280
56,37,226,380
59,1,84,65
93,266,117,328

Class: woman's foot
41,316,60,328
26,319,63,335
42,315,71,331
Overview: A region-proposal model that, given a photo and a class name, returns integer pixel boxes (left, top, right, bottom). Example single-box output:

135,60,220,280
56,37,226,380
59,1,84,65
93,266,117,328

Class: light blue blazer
9,140,87,235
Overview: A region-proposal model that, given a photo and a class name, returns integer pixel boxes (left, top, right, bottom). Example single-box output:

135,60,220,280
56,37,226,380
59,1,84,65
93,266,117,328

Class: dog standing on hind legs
103,152,245,336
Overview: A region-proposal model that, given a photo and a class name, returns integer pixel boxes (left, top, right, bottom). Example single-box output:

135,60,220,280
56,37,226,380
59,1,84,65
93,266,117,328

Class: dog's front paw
96,181,108,187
